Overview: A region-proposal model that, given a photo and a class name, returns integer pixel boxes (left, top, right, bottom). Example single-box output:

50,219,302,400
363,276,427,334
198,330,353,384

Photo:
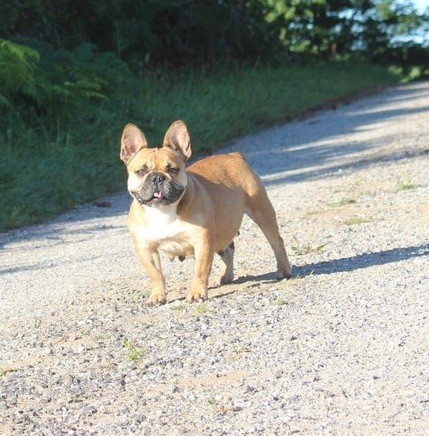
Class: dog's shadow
165,242,428,304
166,271,280,303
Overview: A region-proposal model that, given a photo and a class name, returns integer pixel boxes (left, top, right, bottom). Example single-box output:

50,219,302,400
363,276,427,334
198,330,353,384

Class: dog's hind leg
218,241,235,285
246,191,292,279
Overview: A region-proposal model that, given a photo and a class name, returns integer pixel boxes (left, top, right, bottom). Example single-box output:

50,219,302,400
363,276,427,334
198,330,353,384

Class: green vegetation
0,1,427,231
0,46,399,231
397,177,419,191
229,347,252,362
1,1,427,68
0,40,138,230
291,240,329,256
274,297,289,306
171,301,188,311
328,197,358,207
196,302,208,314
0,365,16,377
344,216,374,226
122,341,146,363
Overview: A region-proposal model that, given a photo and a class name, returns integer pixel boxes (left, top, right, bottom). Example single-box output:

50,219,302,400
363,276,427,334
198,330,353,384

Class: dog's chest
139,206,192,255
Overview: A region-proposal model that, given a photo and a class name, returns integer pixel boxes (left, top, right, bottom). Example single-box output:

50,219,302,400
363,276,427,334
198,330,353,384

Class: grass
0,60,400,231
171,301,188,311
141,289,151,299
397,177,419,191
0,365,16,377
328,197,358,207
171,301,209,313
274,297,289,306
142,62,399,151
196,302,209,314
291,241,329,256
122,341,146,363
229,346,252,362
344,216,373,226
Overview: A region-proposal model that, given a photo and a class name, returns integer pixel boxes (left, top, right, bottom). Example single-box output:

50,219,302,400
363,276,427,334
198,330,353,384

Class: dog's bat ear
120,124,148,164
163,120,192,161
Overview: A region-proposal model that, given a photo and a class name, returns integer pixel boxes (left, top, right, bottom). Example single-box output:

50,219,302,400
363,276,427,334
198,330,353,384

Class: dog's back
187,152,267,208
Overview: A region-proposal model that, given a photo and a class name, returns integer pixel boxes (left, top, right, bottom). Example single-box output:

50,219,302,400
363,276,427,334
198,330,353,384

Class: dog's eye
167,167,179,176
136,167,148,176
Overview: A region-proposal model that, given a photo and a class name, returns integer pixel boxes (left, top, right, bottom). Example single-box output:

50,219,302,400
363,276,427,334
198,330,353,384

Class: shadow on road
296,243,429,277
164,243,429,302
242,85,427,184
240,83,429,185
262,146,428,187
233,243,429,285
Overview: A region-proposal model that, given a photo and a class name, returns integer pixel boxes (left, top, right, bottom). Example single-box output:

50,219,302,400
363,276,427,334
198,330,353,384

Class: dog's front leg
187,236,214,302
136,245,166,305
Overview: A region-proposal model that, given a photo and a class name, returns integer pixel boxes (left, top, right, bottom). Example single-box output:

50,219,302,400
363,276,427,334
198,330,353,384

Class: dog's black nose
151,172,166,185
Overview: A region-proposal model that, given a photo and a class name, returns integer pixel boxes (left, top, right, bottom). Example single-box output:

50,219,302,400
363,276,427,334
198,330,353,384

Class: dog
120,120,291,305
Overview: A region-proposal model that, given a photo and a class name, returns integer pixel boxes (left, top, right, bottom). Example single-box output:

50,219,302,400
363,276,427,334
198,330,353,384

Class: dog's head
120,120,191,207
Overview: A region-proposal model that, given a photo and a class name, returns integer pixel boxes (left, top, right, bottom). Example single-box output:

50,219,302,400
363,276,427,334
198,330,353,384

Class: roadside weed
344,216,373,226
196,303,208,314
208,397,218,406
274,297,289,306
291,241,329,256
123,341,146,363
306,210,323,217
229,347,252,362
0,366,16,377
328,197,357,207
171,301,188,311
397,177,418,191
141,289,151,299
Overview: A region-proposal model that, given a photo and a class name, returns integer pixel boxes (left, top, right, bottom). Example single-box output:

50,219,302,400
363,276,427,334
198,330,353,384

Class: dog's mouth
153,190,164,200
134,191,167,206
130,174,185,207
132,187,183,207
146,190,168,205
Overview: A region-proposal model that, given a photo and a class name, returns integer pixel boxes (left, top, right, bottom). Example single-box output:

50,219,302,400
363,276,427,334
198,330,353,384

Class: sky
413,0,429,13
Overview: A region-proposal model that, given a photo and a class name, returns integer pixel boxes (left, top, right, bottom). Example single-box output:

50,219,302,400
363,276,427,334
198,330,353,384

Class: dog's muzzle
130,172,184,206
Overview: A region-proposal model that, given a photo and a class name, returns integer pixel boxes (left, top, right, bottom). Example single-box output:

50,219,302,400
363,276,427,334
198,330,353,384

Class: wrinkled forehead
127,147,182,171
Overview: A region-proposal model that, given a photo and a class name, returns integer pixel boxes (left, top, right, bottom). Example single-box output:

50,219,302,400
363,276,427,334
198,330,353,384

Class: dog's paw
219,272,234,285
276,268,292,280
147,292,167,306
186,289,208,303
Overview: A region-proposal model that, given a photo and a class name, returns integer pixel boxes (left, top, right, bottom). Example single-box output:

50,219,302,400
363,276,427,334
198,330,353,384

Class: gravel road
1,81,428,435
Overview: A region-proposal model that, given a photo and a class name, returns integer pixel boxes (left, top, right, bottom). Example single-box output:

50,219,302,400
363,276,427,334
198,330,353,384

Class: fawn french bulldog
120,120,291,305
